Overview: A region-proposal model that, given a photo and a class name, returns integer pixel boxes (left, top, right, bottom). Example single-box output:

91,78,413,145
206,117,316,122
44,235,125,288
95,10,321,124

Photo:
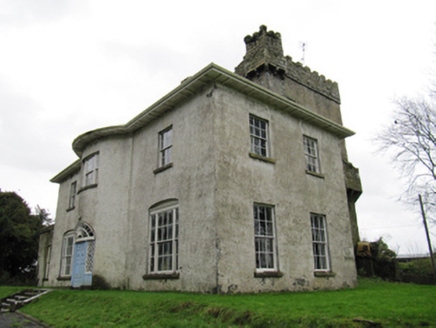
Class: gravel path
0,312,44,327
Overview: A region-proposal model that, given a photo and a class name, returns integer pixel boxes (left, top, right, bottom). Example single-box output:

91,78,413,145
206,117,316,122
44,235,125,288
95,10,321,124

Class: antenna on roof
299,41,307,65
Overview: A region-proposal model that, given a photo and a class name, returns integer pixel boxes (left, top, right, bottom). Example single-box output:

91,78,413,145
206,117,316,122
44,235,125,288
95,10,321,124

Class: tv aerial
299,41,307,65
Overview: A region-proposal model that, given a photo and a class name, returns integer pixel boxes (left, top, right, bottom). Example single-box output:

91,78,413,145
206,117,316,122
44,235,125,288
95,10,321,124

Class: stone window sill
254,271,284,278
153,163,173,175
66,206,75,212
305,170,325,179
249,153,276,164
314,271,335,278
78,184,98,194
142,272,180,280
57,276,71,281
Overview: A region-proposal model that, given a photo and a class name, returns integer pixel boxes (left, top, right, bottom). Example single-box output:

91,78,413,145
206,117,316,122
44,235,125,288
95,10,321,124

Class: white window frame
159,127,173,167
83,153,99,187
253,204,277,272
149,204,179,274
68,181,77,209
303,136,320,173
60,232,74,277
310,213,330,271
250,115,269,158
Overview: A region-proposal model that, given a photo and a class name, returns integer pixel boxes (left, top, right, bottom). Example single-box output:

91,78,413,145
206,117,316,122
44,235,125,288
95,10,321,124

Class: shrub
398,258,434,276
91,275,111,290
397,258,436,285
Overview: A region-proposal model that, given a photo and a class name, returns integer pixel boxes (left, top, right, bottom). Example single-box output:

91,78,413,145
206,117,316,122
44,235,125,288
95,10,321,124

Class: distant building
396,254,431,262
38,26,362,293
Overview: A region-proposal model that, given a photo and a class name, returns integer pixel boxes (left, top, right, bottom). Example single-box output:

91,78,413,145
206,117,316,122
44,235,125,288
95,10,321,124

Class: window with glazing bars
310,214,330,271
253,204,276,270
83,153,99,186
149,206,178,273
250,116,269,157
60,233,74,276
303,136,320,173
159,127,172,167
85,241,95,273
69,181,76,208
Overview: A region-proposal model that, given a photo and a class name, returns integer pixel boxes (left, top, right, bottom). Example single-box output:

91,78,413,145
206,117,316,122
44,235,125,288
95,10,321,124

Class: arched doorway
71,222,95,288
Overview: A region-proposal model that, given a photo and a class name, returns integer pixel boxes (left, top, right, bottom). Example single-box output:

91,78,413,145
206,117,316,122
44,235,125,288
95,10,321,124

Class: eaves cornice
72,63,355,157
50,159,81,183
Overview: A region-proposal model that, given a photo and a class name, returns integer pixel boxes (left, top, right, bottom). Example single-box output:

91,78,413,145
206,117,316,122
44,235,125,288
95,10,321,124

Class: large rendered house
38,26,362,293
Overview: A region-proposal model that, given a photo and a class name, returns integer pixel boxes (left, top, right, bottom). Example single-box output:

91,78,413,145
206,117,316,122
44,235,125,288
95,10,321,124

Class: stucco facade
38,26,361,293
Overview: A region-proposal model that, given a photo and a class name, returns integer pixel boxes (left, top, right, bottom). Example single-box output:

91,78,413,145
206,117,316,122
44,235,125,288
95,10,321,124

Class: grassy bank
3,279,435,327
0,287,27,298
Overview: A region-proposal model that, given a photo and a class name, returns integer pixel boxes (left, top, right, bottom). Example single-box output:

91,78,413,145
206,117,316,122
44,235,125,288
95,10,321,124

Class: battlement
244,25,283,61
236,25,285,77
285,56,340,103
235,25,340,104
244,25,281,44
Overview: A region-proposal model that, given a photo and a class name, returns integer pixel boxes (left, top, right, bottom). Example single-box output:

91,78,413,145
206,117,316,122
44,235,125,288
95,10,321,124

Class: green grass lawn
2,278,435,327
0,286,28,298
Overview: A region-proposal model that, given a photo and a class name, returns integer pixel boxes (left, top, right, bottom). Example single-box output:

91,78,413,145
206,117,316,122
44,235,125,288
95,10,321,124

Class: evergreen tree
0,190,49,285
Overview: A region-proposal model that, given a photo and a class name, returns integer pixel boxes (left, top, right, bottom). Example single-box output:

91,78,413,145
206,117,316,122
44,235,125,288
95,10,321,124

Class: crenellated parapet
244,25,284,64
284,56,340,103
235,25,286,78
235,25,340,104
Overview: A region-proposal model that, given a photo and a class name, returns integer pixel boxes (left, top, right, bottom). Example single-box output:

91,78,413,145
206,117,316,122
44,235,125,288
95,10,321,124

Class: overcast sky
1,0,435,255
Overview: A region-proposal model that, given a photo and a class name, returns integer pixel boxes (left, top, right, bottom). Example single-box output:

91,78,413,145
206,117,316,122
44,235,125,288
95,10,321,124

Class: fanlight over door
71,222,95,288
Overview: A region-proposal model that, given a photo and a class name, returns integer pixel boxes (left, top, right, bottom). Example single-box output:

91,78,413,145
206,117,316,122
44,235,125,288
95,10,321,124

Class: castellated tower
236,25,362,246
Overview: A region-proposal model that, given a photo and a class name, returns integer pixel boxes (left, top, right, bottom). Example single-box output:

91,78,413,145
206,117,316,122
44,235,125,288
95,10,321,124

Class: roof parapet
285,56,340,103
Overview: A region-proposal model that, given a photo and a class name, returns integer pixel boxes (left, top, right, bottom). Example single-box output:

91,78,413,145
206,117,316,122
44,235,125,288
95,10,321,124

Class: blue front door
71,241,94,288
71,242,86,288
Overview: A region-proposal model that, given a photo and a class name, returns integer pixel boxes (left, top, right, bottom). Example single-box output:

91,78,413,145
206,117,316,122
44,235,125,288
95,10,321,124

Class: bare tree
376,93,436,220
